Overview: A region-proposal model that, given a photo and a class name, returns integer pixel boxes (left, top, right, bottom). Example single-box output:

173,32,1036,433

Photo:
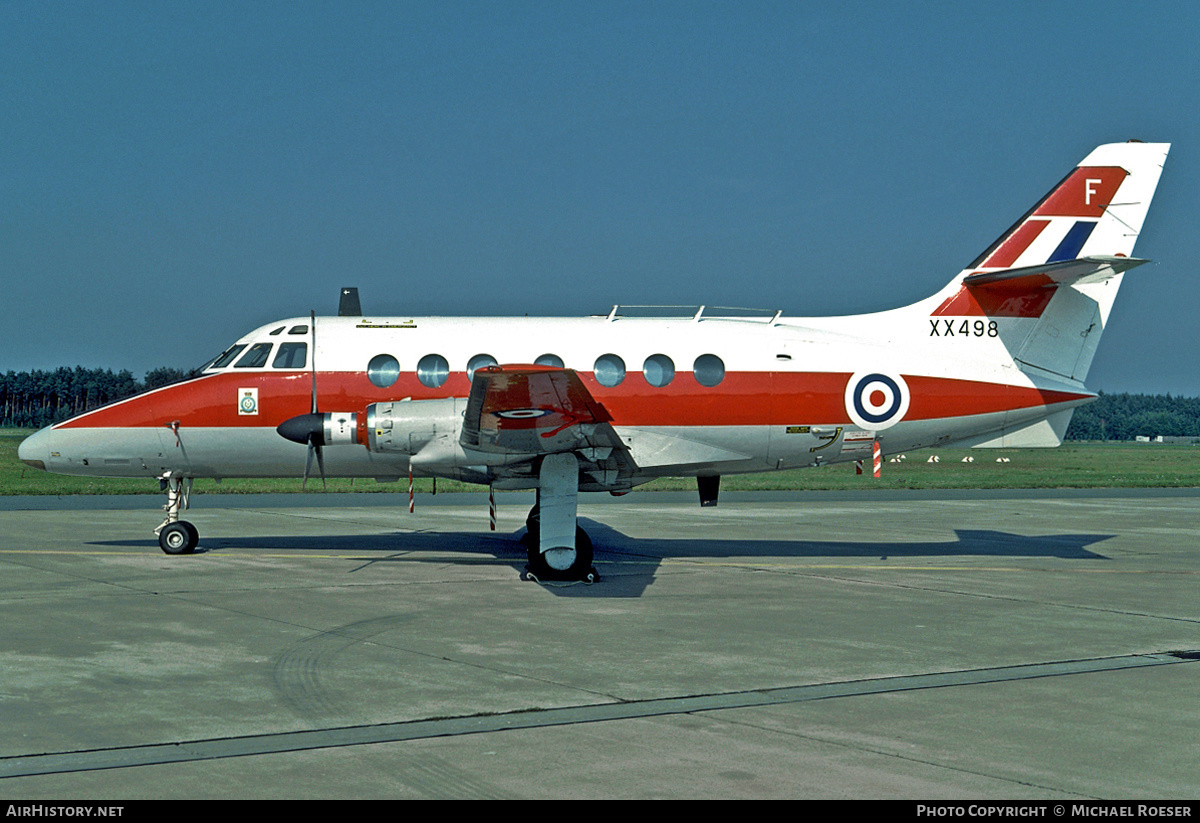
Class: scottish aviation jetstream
19,141,1170,580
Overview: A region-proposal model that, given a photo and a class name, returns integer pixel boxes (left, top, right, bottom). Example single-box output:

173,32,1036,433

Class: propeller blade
303,441,314,490
298,309,324,491
303,437,327,491
310,310,318,415
314,440,326,490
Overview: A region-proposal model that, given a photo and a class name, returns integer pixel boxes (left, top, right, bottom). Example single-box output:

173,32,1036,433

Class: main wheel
526,526,593,581
159,521,198,555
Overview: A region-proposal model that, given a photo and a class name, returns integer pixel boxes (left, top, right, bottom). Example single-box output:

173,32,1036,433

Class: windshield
203,344,247,371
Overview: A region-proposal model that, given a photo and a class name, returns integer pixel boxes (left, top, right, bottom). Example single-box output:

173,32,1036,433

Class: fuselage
18,307,1093,488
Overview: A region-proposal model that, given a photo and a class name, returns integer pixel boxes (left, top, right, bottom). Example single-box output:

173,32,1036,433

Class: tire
159,521,197,555
526,526,593,581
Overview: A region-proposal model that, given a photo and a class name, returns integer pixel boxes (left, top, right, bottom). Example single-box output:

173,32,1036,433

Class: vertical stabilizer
929,141,1169,383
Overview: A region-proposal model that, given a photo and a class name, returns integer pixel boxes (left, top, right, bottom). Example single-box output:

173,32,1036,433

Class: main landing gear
521,453,596,582
522,517,595,581
154,473,198,555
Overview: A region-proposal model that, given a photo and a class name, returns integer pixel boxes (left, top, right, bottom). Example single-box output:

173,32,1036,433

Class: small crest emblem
238,388,259,416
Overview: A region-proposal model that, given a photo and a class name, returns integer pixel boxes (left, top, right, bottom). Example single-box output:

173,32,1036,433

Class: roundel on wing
844,371,910,430
494,408,553,420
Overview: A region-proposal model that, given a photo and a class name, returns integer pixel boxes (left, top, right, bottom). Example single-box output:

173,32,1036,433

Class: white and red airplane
19,141,1170,580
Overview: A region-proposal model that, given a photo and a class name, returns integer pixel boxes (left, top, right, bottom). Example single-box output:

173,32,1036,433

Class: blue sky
3,2,1197,395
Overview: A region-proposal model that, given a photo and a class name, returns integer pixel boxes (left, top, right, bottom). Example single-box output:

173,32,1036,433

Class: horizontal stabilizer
963,256,1148,290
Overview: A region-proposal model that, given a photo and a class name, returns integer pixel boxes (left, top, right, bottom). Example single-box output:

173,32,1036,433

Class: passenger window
417,354,449,388
209,344,247,369
594,354,626,387
467,354,497,382
367,354,400,388
535,354,564,368
234,343,274,368
693,354,725,387
643,354,675,387
273,343,308,369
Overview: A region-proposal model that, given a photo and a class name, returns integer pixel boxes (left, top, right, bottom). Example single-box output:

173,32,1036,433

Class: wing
461,365,636,489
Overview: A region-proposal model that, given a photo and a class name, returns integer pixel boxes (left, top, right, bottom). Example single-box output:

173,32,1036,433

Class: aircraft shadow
91,518,1113,598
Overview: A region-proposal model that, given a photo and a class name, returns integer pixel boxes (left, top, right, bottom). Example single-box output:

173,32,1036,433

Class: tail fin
931,141,1169,383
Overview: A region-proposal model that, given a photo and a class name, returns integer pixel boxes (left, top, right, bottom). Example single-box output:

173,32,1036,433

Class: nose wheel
157,520,199,555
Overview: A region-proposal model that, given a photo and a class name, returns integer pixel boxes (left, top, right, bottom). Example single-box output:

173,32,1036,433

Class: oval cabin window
594,354,626,387
466,354,498,382
417,354,449,388
367,354,400,388
643,354,675,387
693,354,725,387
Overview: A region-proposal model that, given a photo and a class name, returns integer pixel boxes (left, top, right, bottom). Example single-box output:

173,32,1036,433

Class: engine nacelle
364,398,464,455
278,398,526,478
277,398,463,455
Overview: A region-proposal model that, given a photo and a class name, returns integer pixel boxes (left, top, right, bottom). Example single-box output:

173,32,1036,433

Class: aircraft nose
17,427,51,471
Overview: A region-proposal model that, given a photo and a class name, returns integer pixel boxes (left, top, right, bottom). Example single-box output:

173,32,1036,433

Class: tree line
1064,391,1200,441
3,368,1199,441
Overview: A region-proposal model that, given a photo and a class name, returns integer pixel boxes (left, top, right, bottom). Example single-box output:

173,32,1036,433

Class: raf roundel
494,409,553,420
844,372,910,431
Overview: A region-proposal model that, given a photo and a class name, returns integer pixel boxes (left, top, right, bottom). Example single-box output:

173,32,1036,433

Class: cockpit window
272,342,307,369
288,325,309,335
234,343,274,368
268,326,286,336
208,344,247,370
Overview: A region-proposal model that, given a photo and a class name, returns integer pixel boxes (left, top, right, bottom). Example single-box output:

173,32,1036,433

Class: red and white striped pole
408,467,415,513
872,440,882,478
489,487,496,531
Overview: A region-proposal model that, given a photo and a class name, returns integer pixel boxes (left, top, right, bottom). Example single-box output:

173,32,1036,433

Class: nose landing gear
154,473,198,555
